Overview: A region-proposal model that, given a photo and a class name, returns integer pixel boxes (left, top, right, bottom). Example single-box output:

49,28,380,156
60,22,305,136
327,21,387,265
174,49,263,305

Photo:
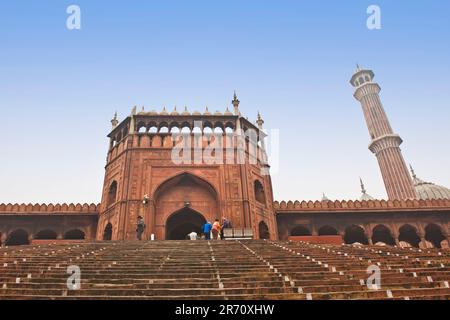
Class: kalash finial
232,90,240,115
256,111,264,129
111,112,119,129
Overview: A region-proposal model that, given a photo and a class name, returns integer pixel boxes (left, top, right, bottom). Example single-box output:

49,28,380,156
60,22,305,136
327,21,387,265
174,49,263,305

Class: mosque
1,66,449,249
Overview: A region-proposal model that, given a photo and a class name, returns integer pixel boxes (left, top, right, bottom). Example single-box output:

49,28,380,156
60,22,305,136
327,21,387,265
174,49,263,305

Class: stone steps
1,239,449,300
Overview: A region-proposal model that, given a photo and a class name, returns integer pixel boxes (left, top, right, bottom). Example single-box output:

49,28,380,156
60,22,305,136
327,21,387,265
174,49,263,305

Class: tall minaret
350,65,417,200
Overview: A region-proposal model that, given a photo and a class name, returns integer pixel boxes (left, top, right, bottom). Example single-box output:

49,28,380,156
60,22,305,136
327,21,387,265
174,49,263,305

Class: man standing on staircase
136,216,146,240
220,217,232,240
202,221,212,240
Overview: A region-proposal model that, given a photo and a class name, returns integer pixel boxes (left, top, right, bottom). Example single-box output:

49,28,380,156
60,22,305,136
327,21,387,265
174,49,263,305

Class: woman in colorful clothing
212,219,221,240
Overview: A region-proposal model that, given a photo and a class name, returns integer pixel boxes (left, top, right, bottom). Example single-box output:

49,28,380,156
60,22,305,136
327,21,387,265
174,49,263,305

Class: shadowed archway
344,225,368,245
318,225,339,236
399,224,421,248
259,221,270,239
372,225,395,246
103,223,113,240
65,229,85,240
290,225,311,236
6,229,29,246
425,224,445,248
34,229,57,240
154,172,219,240
166,207,206,240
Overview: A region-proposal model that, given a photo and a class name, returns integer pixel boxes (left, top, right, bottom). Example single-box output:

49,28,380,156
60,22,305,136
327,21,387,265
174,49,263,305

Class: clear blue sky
1,1,449,204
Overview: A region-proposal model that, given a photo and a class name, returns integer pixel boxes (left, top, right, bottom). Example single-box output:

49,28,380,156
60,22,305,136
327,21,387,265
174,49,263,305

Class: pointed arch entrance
166,207,206,240
154,172,219,240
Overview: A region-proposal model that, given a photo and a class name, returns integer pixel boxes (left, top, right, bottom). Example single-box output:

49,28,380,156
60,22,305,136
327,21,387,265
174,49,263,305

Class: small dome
361,193,375,201
160,107,169,115
214,111,222,116
359,178,375,201
411,166,450,200
182,106,190,116
192,110,201,116
149,110,158,115
170,106,179,115
224,107,233,116
137,106,145,115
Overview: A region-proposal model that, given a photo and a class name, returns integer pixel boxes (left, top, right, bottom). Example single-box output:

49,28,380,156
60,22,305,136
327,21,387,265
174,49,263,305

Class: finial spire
409,164,417,179
359,177,375,200
111,112,119,129
360,177,367,194
256,111,264,129
322,193,330,201
232,90,240,115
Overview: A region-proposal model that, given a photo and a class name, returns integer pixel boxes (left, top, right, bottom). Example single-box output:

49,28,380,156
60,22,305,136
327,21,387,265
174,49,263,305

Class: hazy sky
1,1,449,204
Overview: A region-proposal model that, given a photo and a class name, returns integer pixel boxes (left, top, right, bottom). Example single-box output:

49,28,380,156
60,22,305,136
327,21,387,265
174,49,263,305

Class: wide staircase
0,240,449,300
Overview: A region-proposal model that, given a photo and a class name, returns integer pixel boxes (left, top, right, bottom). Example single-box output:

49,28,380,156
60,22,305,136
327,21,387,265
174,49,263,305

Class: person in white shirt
188,231,198,240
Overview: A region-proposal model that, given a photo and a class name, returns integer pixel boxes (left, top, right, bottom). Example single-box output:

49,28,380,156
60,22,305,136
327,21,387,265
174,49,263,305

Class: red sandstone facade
1,68,449,248
97,96,277,241
275,199,450,248
0,203,98,245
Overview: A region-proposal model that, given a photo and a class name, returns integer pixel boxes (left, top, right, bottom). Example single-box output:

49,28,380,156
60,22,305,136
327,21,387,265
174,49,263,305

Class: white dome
411,167,450,200
414,179,450,200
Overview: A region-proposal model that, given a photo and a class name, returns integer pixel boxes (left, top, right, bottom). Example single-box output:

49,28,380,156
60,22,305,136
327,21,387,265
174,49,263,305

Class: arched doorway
154,172,218,240
6,229,29,246
290,225,311,236
344,225,368,245
166,207,206,240
318,225,338,236
399,224,421,248
254,180,266,205
103,223,113,240
64,229,85,240
372,225,395,246
259,221,270,239
425,224,445,248
34,229,57,240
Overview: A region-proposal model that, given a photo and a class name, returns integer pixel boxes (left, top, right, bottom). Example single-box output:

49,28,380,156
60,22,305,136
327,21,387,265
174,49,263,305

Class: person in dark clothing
202,221,212,240
220,217,232,240
136,216,146,240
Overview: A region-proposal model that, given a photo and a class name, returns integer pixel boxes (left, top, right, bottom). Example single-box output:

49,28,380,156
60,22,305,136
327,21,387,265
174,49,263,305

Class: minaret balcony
368,134,403,155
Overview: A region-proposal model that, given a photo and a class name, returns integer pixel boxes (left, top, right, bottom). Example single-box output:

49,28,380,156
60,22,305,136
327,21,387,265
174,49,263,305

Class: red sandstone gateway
0,69,449,300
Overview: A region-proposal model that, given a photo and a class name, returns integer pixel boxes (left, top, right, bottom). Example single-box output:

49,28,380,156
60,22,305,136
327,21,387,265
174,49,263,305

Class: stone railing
0,203,100,215
273,199,450,212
